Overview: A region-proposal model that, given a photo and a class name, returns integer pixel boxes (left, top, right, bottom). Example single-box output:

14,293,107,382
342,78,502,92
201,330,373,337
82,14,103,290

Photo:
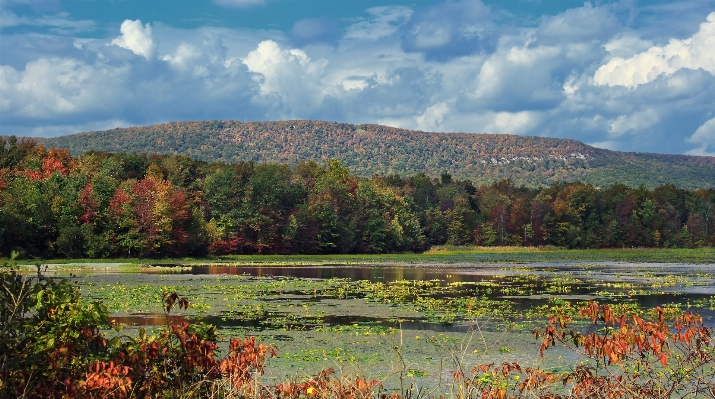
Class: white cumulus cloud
594,12,715,88
415,100,453,132
686,117,715,155
0,57,128,119
243,40,329,117
483,111,541,135
469,43,565,111
603,34,654,58
609,109,659,137
111,19,156,60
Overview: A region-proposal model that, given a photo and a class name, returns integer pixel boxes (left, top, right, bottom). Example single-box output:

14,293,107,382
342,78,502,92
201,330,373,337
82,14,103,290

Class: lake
41,258,715,392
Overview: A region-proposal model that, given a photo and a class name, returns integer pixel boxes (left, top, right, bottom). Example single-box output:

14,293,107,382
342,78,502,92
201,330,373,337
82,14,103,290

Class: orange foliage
24,147,72,181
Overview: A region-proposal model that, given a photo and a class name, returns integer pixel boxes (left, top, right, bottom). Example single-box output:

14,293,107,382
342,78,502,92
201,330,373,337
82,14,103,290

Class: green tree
238,164,305,253
445,197,476,246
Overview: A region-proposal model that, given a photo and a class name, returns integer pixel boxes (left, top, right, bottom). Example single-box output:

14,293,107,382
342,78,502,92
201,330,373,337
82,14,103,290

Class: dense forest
31,120,715,189
1,136,714,258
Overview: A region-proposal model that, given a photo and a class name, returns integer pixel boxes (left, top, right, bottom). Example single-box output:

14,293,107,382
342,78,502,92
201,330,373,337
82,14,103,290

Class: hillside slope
32,120,715,188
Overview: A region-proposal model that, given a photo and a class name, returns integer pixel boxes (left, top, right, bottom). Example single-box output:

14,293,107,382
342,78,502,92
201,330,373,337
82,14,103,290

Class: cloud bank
594,12,715,88
2,1,715,156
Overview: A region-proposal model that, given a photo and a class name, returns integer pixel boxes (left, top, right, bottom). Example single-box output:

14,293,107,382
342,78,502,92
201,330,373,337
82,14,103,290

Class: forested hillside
30,120,715,189
1,136,713,258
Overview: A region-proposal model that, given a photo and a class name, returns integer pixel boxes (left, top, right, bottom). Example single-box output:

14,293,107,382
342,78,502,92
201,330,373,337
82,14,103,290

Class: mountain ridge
25,120,715,189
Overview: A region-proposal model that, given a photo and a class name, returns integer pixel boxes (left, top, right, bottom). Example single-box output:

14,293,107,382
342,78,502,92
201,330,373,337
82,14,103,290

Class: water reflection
102,263,715,330
110,313,188,327
189,265,503,283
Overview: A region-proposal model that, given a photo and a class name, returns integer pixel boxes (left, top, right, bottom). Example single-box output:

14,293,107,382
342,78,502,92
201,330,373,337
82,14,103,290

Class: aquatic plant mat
42,258,715,395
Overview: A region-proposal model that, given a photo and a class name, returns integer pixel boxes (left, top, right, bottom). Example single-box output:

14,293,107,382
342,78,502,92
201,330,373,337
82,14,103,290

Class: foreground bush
452,303,715,398
2,258,714,398
0,258,277,399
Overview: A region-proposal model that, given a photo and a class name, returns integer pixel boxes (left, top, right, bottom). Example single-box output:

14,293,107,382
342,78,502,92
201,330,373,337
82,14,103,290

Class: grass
14,246,715,266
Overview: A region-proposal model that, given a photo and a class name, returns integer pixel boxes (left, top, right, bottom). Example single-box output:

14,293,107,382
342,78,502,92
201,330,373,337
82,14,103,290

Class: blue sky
2,0,715,156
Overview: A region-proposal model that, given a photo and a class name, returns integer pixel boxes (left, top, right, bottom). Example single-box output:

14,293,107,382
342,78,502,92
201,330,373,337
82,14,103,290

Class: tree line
36,120,715,189
1,136,713,258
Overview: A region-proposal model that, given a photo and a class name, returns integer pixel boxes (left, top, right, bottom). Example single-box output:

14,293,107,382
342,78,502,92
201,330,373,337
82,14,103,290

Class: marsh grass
15,246,715,267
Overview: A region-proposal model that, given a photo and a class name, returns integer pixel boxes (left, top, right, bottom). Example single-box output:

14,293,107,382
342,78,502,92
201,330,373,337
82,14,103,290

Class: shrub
456,301,715,398
0,259,276,399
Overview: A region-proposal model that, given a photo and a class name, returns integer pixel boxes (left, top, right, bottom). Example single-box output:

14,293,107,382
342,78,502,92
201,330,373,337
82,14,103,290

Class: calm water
186,262,715,290
75,261,715,329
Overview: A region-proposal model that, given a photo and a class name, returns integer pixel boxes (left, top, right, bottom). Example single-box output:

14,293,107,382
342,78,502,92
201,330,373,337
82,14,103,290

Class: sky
2,0,715,156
